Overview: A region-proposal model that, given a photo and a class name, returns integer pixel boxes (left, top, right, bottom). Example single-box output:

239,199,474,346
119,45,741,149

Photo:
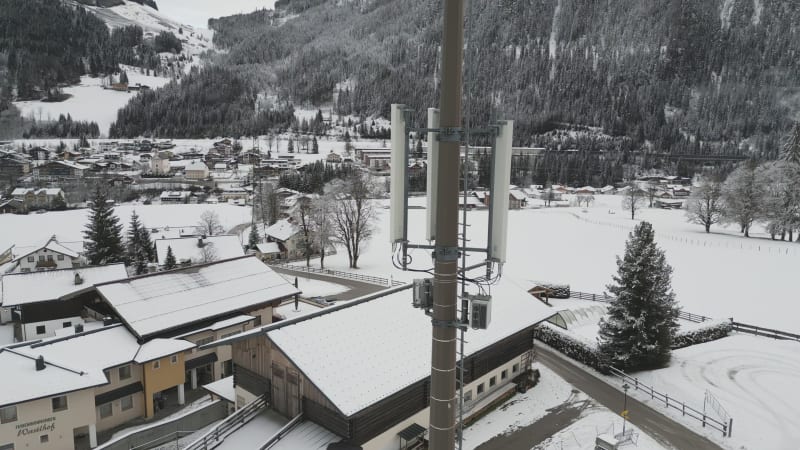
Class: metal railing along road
269,261,405,286
570,291,712,324
608,367,733,438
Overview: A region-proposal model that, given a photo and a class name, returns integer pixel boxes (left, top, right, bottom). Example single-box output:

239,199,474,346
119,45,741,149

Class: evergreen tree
84,186,125,266
164,245,177,270
248,224,260,250
784,122,800,165
598,222,680,371
312,136,319,154
127,211,148,274
138,223,155,262
287,139,294,153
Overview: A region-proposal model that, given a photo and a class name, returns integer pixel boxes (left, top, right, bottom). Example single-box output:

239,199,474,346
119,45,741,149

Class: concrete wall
22,316,84,340
98,400,227,450
0,388,96,450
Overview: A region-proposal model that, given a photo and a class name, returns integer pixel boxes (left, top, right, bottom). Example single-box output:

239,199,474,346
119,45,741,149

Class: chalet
27,146,50,161
326,151,342,163
255,242,282,261
185,159,210,180
5,235,84,273
11,187,65,211
206,281,555,450
0,152,31,184
33,160,88,181
599,185,615,195
264,218,302,259
154,235,245,266
0,264,127,341
0,198,25,214
575,186,597,195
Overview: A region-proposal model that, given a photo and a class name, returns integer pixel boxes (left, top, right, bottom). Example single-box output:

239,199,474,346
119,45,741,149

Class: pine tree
127,211,147,274
598,222,680,371
784,122,800,165
287,139,294,153
164,245,177,270
84,186,125,266
312,136,319,154
138,222,155,262
248,224,260,250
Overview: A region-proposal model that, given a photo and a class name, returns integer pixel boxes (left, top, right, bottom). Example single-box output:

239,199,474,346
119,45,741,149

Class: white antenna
425,108,440,241
489,120,513,263
389,104,408,244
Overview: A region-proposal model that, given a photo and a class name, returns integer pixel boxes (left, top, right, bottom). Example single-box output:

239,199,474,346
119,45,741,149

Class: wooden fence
184,394,267,450
608,367,732,438
269,262,405,287
730,321,800,342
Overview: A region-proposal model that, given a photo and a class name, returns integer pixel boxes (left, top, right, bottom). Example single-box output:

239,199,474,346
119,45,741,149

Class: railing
269,262,405,287
679,311,711,323
608,367,732,437
258,414,304,450
730,321,800,342
570,291,712,324
129,430,197,450
184,394,268,450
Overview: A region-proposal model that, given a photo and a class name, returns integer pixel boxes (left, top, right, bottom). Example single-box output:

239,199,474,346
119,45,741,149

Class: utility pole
429,0,465,448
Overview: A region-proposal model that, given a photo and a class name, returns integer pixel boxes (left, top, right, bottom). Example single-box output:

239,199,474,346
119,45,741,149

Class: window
489,376,496,388
35,325,46,335
27,256,34,262
171,355,178,365
501,369,508,380
62,321,71,328
119,365,131,380
153,360,160,370
0,405,17,424
51,395,68,412
38,255,44,262
512,363,520,373
0,443,15,450
40,435,48,444
477,383,485,395
47,255,53,261
463,391,472,403
57,254,64,261
195,336,213,346
121,395,133,411
98,403,112,419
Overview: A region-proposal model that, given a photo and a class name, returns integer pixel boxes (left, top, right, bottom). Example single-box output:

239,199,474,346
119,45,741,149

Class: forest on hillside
111,0,800,183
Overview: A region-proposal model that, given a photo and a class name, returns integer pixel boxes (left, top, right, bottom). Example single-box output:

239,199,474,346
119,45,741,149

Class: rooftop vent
35,355,45,371
74,324,84,333
102,317,114,326
74,273,84,285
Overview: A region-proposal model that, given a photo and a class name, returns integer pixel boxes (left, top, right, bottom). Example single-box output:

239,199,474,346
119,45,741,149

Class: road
270,266,387,301
535,345,723,450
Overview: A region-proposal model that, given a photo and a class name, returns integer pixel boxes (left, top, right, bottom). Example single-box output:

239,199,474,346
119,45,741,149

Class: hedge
672,320,732,350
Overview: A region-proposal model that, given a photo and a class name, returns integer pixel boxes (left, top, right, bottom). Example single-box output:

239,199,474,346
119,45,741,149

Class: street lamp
622,383,630,434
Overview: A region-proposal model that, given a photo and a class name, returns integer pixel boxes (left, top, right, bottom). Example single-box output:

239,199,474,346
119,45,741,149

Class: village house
326,151,342,163
0,264,128,341
206,281,555,450
264,218,303,259
185,160,210,180
254,242,282,261
4,235,84,273
154,235,245,267
10,187,65,211
33,161,89,181
159,191,191,204
0,151,31,184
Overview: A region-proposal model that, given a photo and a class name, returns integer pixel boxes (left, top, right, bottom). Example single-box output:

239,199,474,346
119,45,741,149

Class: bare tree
685,178,724,233
197,242,218,263
296,199,314,267
622,182,646,220
311,195,334,269
327,174,375,269
197,210,225,236
645,180,660,208
266,133,275,154
576,193,594,208
254,179,280,229
721,162,765,237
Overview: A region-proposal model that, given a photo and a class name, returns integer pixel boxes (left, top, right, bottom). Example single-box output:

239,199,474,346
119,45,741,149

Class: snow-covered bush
535,324,609,373
672,320,732,349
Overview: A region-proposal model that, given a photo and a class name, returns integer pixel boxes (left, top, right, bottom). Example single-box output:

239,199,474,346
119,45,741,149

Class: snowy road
536,344,722,450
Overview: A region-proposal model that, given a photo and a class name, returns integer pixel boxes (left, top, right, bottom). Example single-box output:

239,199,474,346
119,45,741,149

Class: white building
154,235,245,266
6,236,85,273
185,160,210,180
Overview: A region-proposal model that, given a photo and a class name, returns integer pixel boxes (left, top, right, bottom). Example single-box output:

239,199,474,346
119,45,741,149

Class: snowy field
14,74,171,136
618,334,800,450
316,196,798,334
0,203,251,251
277,274,349,298
156,0,277,29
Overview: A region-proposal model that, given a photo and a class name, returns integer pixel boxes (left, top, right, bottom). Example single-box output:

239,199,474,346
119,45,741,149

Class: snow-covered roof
13,236,81,261
267,279,556,416
53,160,89,170
274,299,324,321
14,324,194,371
256,242,280,254
186,160,209,171
1,264,128,307
265,219,300,242
160,191,190,199
269,420,341,449
510,190,527,200
96,256,299,338
11,187,31,196
154,235,244,264
0,348,106,408
203,375,235,403
172,314,254,338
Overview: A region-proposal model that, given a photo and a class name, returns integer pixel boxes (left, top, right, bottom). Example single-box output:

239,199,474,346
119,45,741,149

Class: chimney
35,356,45,371
197,237,204,247
74,273,83,285
74,323,84,333
103,317,114,326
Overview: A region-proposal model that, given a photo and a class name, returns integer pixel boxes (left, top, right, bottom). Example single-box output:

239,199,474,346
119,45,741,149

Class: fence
730,321,800,342
184,395,267,450
269,262,405,287
257,414,304,450
566,211,800,257
607,367,732,438
97,400,227,450
570,291,712,324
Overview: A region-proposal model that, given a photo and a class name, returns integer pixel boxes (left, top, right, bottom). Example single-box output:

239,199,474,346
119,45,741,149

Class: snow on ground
0,203,251,252
13,75,170,136
155,0,277,29
618,334,800,450
0,323,13,346
534,408,669,450
462,364,665,450
316,197,798,333
110,396,217,441
215,409,287,450
275,274,349,298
